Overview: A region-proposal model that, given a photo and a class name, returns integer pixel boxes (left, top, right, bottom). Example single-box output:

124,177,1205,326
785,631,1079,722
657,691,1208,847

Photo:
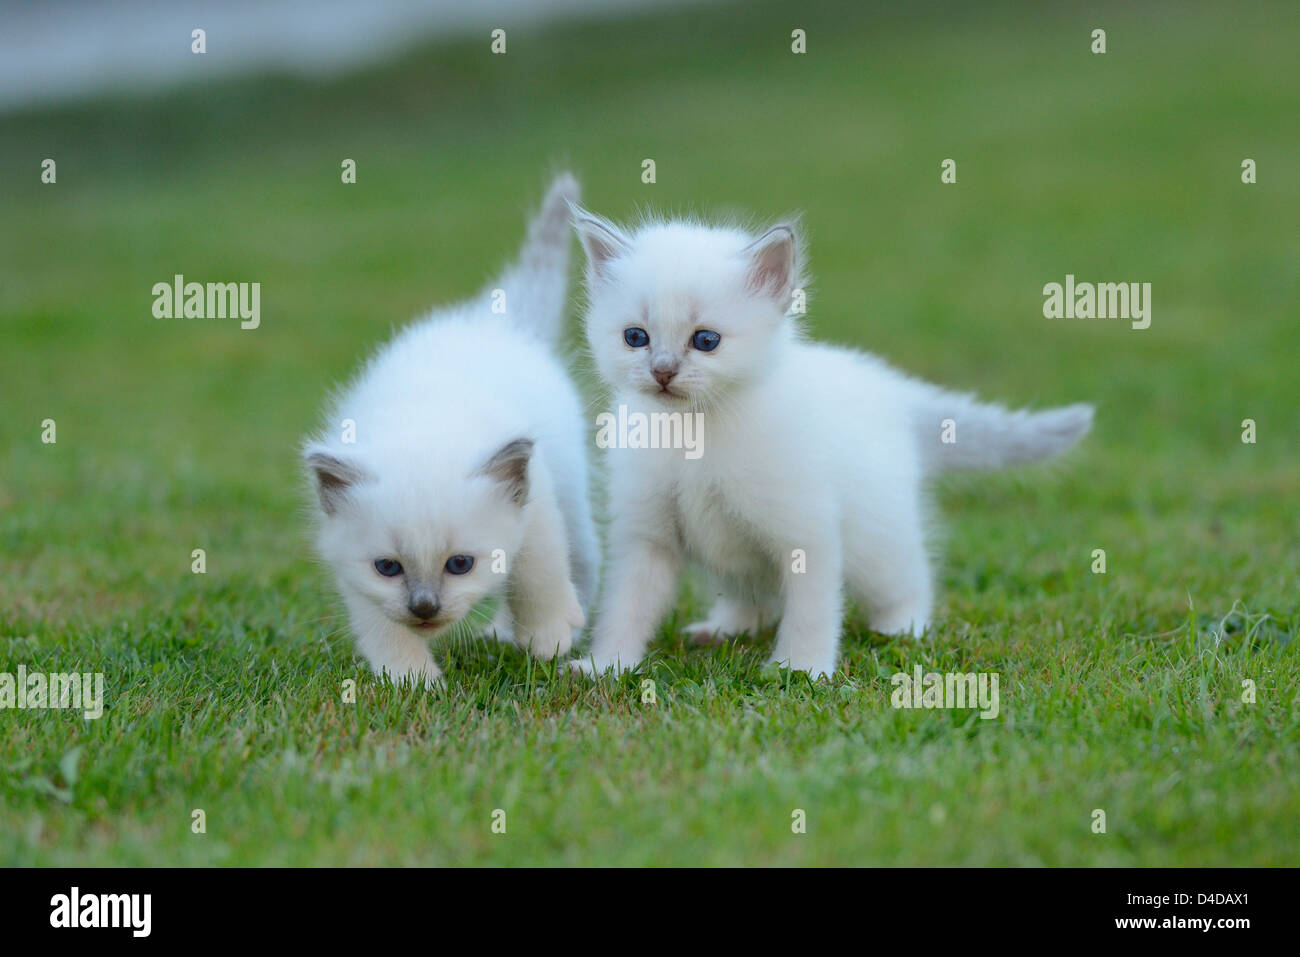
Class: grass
1,0,1297,865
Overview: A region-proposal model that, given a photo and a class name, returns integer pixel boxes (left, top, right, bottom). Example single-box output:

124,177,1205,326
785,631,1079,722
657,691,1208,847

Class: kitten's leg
565,490,601,613
508,477,585,660
571,535,682,675
350,604,444,689
847,516,933,638
768,532,844,680
551,463,600,612
684,592,773,646
482,603,515,644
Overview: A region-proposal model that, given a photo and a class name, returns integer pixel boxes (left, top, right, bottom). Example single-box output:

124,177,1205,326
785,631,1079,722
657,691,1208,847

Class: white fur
570,210,1092,679
304,174,598,688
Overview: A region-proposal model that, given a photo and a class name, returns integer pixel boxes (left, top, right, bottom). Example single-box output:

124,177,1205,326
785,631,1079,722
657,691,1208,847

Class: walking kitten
569,207,1092,678
303,174,598,687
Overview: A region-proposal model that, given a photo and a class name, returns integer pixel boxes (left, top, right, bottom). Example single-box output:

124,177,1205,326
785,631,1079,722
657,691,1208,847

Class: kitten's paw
514,615,576,660
564,588,586,630
567,654,638,678
380,662,445,691
870,605,931,639
684,617,754,646
482,608,515,645
684,599,763,646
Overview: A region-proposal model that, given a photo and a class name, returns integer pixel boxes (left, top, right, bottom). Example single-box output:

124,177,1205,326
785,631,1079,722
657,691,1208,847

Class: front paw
869,604,930,639
514,614,576,660
379,662,445,691
683,600,763,647
683,619,731,647
564,588,585,630
567,654,638,678
481,606,516,645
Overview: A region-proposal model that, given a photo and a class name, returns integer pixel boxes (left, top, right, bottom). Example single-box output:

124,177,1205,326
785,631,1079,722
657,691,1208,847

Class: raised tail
911,384,1094,473
490,172,581,344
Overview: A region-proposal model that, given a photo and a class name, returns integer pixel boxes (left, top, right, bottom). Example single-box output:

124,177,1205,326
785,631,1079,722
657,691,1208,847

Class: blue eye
445,555,475,575
691,329,721,352
624,327,650,348
374,558,403,577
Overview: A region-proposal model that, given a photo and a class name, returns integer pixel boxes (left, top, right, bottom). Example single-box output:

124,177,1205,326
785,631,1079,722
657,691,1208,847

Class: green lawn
1,0,1297,865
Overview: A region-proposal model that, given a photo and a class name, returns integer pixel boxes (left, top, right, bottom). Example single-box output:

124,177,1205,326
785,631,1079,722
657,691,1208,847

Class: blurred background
0,0,700,110
3,0,1295,613
0,0,1296,865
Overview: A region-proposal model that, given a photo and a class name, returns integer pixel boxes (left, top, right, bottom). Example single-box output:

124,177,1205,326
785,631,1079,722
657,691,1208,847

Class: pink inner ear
576,212,630,277
746,230,794,298
586,231,621,270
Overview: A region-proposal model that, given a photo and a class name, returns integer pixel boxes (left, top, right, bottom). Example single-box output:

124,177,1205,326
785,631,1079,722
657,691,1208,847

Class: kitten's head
303,437,533,635
571,207,804,406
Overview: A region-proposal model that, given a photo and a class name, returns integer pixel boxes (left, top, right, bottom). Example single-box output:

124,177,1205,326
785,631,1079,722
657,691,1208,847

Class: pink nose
653,368,676,387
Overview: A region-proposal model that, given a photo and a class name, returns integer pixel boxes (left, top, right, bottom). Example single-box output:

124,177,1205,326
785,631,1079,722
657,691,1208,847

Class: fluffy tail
912,384,1094,472
490,172,580,344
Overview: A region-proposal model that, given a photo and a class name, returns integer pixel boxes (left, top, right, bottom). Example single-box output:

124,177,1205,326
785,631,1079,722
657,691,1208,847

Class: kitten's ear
743,225,798,303
479,437,534,505
304,448,367,515
570,203,631,280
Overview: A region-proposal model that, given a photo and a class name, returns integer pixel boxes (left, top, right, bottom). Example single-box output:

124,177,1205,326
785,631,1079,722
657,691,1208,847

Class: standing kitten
303,174,598,687
569,207,1092,679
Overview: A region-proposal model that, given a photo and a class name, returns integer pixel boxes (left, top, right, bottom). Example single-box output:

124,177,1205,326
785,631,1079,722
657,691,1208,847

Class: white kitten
303,174,597,688
569,208,1092,679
